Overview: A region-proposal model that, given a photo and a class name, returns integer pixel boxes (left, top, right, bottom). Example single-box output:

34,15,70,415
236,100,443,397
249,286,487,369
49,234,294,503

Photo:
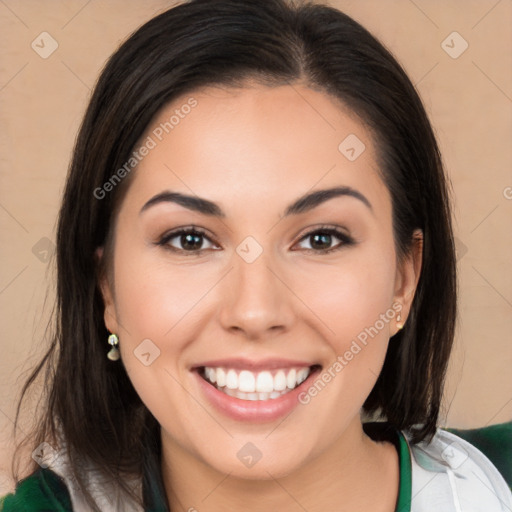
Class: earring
107,333,120,361
396,312,404,330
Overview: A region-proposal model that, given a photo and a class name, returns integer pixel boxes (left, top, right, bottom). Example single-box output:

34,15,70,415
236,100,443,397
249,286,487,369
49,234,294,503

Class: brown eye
178,232,204,251
157,228,218,253
294,227,354,253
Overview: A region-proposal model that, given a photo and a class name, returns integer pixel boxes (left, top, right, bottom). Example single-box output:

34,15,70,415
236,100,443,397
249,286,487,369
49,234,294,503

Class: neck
160,419,400,512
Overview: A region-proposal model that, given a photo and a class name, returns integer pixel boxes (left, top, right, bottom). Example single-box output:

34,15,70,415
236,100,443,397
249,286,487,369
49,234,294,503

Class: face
99,83,421,480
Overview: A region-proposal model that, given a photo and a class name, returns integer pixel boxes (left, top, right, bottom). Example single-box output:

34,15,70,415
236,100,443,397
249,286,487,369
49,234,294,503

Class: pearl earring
396,312,404,330
107,333,120,361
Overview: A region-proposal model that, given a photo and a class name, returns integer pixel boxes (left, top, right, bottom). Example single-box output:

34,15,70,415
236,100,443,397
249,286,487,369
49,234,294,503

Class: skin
98,83,422,512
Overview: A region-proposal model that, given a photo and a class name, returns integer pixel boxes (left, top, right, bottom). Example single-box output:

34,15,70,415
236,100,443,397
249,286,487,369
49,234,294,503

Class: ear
95,246,119,334
392,229,423,333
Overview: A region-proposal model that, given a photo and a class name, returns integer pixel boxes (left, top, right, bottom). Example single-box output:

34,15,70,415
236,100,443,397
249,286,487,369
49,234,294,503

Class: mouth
196,364,322,401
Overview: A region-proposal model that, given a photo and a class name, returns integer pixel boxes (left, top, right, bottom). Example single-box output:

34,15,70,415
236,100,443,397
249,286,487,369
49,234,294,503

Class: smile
199,366,315,401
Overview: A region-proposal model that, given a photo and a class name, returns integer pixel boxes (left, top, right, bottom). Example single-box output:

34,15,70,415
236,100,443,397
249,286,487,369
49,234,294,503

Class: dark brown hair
13,0,456,509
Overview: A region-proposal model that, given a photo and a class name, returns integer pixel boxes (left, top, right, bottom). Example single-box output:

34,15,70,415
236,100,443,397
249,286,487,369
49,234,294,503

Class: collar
361,421,412,512
405,427,512,511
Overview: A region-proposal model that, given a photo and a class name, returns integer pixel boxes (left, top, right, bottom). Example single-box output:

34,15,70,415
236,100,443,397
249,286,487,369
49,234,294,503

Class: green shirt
13,421,512,512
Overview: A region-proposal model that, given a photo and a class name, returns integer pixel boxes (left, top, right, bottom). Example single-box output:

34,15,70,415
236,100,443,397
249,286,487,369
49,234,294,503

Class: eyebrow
139,186,373,218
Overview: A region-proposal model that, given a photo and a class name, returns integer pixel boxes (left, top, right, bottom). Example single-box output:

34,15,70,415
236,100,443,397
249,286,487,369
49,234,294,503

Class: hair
12,0,457,509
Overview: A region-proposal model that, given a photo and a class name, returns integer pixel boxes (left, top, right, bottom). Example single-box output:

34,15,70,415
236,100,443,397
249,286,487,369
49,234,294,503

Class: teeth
201,366,314,400
286,369,296,389
226,369,238,390
296,368,309,385
216,368,226,387
204,367,216,384
274,370,287,391
256,371,274,393
238,370,256,392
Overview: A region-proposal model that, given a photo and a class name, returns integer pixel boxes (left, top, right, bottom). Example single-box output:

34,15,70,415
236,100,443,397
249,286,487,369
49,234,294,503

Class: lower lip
193,367,321,423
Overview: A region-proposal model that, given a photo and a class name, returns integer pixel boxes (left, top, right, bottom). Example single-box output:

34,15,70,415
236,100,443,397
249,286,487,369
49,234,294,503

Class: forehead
122,83,389,218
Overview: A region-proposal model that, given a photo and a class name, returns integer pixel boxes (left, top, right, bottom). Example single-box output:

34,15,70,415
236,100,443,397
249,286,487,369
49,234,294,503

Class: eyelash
156,225,355,255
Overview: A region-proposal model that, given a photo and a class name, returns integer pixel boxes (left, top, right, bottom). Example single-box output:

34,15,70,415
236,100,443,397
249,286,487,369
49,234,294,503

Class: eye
156,225,355,255
157,227,219,254
293,226,354,253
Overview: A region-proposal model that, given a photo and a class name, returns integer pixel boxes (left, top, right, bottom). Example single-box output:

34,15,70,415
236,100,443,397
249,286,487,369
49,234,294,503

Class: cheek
291,241,397,400
111,245,208,438
112,242,216,341
294,244,396,341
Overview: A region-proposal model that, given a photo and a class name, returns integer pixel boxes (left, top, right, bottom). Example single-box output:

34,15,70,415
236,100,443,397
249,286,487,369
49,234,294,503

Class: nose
218,249,296,340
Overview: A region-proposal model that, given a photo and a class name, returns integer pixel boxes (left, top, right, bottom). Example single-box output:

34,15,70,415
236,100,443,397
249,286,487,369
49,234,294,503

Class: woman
2,0,511,510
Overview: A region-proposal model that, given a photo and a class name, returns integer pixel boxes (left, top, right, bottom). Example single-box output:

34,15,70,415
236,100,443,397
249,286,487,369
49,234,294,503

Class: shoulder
0,468,73,511
404,426,512,511
446,421,512,488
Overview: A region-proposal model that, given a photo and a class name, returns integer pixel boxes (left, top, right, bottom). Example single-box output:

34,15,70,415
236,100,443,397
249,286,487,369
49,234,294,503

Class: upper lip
191,358,320,372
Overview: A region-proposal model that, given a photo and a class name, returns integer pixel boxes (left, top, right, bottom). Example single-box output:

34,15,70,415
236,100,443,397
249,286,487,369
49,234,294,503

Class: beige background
1,0,511,494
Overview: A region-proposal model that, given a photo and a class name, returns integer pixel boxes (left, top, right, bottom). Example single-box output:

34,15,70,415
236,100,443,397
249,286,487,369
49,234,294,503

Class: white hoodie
406,428,512,511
